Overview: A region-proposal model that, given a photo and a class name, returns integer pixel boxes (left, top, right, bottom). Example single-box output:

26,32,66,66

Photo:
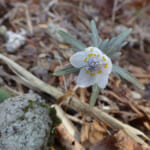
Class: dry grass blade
0,53,149,148
123,125,150,147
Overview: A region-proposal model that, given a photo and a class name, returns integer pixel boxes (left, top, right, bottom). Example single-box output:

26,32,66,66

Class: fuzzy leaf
110,52,121,60
59,30,86,51
98,38,102,47
53,66,79,76
105,29,132,55
90,84,99,107
90,20,99,47
112,64,144,89
100,39,109,51
71,48,81,52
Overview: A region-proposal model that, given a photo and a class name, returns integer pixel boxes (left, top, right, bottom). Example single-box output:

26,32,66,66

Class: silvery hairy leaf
53,66,79,76
105,29,132,56
90,20,100,47
112,64,144,89
59,30,86,51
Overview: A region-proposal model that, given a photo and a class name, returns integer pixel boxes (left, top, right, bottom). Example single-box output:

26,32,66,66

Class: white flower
70,47,112,88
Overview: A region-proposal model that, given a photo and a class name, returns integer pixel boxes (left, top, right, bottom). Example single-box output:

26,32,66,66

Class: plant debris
0,0,150,149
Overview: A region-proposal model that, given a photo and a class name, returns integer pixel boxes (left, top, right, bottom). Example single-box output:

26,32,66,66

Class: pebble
130,91,142,99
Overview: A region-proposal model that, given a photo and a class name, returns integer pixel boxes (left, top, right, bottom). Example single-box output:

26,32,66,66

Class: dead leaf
90,135,117,150
56,123,85,150
81,121,106,145
93,0,114,17
90,130,150,150
129,0,150,8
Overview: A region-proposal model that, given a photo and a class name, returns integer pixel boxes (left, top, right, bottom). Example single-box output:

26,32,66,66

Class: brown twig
105,90,143,116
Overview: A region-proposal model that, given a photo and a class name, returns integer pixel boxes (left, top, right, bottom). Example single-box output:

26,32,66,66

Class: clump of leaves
53,20,144,107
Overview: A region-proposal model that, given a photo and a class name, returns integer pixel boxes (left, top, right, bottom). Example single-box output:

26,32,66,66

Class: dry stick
25,6,33,34
0,53,149,147
105,90,143,116
52,104,80,141
112,0,118,24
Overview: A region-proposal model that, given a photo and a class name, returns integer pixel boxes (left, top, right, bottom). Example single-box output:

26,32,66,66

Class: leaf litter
0,0,150,149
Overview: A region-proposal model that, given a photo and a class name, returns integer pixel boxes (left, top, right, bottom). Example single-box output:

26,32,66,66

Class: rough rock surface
0,93,52,150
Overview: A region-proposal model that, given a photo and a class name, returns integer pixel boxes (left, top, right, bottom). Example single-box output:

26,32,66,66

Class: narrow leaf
110,52,121,60
100,39,109,51
121,41,128,47
98,38,102,47
90,84,99,107
107,37,116,46
115,29,132,46
59,30,86,51
53,66,79,76
71,48,81,52
105,29,132,55
90,20,99,47
112,64,144,89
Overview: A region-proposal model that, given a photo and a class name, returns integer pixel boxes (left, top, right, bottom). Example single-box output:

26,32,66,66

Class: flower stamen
88,53,93,57
102,56,106,61
97,70,102,74
90,72,95,76
84,68,89,74
84,58,88,62
104,63,108,68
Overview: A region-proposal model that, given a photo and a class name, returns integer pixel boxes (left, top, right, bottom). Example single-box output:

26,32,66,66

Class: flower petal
85,47,103,56
101,54,112,74
70,51,86,68
96,74,109,88
77,68,96,88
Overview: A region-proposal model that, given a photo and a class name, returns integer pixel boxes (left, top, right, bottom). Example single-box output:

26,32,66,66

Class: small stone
5,30,26,53
130,91,142,99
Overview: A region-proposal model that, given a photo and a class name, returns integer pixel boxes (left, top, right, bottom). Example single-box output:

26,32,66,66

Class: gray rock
0,93,52,150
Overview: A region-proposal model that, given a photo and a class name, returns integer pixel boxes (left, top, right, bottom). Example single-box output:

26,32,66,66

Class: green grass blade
112,64,144,89
90,84,99,107
53,66,79,76
59,30,86,51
